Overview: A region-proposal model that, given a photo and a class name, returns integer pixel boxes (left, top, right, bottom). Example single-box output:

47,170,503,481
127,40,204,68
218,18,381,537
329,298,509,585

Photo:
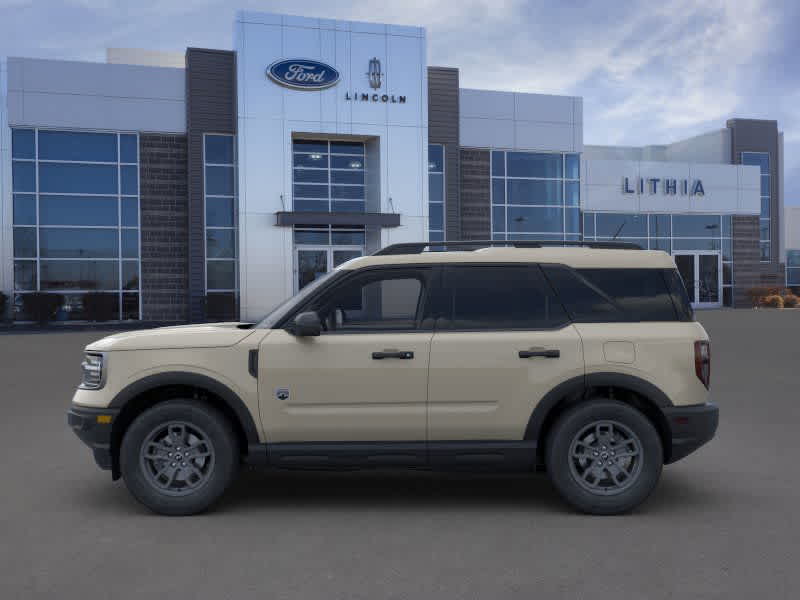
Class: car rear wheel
545,400,663,515
120,400,239,515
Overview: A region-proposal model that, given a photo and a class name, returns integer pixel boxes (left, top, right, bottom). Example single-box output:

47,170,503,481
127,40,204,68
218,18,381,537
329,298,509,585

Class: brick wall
459,149,490,239
732,215,787,307
139,134,189,322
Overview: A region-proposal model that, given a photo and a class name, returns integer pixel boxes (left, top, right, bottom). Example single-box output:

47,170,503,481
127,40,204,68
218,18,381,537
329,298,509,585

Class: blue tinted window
507,152,562,178
39,163,118,194
332,170,364,185
429,231,444,242
206,229,236,258
760,175,770,196
13,194,36,225
38,131,117,162
492,179,505,205
787,250,800,268
331,185,364,200
761,197,770,218
507,179,562,205
428,144,444,172
650,238,671,252
331,155,362,169
673,214,721,237
595,213,647,237
294,169,328,183
565,154,580,179
40,195,118,226
583,213,595,237
492,207,505,232
13,228,37,258
491,151,505,177
207,260,236,290
293,140,328,154
14,261,37,291
507,206,564,233
121,229,139,258
331,231,365,245
429,173,444,204
12,161,36,192
649,214,671,237
294,230,329,245
12,129,35,159
294,184,328,199
206,197,234,227
721,215,732,237
429,203,444,230
40,260,119,290
565,181,579,206
205,135,234,164
722,238,732,261
121,198,139,226
672,238,721,251
294,199,328,212
205,166,235,195
294,153,329,168
565,208,580,233
741,152,769,174
330,141,364,155
122,261,139,290
332,200,365,212
120,134,138,163
40,228,118,258
121,165,138,195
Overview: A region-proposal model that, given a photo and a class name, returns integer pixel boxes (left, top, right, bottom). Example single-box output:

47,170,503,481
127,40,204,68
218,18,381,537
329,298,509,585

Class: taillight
694,340,711,389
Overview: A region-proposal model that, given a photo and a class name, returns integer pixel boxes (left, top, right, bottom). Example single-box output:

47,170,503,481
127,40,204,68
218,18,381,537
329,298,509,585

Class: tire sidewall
545,400,663,515
120,400,239,516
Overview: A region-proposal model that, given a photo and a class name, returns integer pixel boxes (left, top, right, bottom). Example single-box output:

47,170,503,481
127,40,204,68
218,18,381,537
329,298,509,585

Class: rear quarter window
542,266,692,322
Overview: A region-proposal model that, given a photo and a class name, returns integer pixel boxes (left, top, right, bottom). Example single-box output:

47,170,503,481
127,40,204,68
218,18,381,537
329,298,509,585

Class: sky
1,0,798,204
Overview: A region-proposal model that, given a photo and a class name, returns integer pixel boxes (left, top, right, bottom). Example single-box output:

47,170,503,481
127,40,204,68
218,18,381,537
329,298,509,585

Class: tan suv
67,241,717,516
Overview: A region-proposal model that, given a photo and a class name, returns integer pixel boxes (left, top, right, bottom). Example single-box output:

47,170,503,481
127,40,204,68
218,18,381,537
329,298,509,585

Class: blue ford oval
267,59,340,90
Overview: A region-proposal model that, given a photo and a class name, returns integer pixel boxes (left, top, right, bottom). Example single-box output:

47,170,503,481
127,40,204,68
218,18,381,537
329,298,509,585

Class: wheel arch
108,372,260,479
525,373,674,464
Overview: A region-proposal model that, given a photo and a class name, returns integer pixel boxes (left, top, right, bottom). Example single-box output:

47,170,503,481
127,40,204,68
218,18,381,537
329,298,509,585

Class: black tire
545,400,663,515
120,400,239,516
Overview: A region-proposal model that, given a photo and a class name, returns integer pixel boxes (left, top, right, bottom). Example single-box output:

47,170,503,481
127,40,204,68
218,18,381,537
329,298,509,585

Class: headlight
80,353,105,390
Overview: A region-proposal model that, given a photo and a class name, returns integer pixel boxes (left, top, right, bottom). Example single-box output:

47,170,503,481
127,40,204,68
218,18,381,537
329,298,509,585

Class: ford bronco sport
68,240,717,515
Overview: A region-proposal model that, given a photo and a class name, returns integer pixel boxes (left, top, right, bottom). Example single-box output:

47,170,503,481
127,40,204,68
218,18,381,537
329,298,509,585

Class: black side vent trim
248,349,258,378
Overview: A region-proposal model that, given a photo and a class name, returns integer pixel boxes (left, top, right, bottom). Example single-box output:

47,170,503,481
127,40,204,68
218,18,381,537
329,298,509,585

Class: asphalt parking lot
1,309,799,599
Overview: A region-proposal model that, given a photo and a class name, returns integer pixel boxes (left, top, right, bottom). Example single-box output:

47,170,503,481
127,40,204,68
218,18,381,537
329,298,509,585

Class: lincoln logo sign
266,59,340,90
623,177,705,196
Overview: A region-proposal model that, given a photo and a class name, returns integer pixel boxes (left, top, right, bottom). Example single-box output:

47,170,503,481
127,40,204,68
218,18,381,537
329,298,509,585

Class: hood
86,322,258,352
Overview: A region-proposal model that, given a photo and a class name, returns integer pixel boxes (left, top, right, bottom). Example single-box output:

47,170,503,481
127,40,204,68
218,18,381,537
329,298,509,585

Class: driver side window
312,270,427,332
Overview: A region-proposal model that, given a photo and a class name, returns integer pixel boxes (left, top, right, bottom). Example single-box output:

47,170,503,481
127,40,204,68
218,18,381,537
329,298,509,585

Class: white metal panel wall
582,157,761,215
235,11,429,320
459,88,582,152
6,58,185,133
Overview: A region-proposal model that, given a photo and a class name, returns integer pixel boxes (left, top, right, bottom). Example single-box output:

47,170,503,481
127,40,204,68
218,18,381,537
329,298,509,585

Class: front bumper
67,405,120,471
663,401,719,463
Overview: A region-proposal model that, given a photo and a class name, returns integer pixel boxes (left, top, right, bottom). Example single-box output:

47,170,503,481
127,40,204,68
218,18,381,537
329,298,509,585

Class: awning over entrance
275,211,401,228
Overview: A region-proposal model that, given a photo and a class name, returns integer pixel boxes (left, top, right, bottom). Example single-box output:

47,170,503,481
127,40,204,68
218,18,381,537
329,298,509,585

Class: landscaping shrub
746,287,770,307
782,294,799,308
762,295,784,309
21,293,64,324
82,292,118,322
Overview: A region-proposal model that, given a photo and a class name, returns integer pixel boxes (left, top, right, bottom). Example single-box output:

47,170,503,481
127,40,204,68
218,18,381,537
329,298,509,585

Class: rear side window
542,266,691,322
663,269,694,321
441,265,568,330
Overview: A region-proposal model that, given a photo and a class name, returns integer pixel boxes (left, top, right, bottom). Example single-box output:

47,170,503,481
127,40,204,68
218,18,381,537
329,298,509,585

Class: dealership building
0,10,793,322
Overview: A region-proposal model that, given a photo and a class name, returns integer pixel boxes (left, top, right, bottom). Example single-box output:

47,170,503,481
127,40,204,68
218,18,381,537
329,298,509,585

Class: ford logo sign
267,59,340,90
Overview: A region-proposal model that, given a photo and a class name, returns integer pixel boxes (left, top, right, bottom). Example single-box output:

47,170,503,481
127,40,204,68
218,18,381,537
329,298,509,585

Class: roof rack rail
373,240,643,256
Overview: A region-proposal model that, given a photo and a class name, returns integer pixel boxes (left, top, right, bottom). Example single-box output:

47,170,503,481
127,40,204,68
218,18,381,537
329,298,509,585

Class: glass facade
428,144,445,241
742,152,770,261
293,225,365,290
787,250,800,287
583,212,734,306
204,134,238,306
11,128,141,320
491,150,580,241
292,140,365,213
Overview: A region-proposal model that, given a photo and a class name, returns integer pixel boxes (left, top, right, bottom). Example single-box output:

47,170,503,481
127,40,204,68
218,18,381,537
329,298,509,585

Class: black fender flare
108,371,260,444
524,372,673,442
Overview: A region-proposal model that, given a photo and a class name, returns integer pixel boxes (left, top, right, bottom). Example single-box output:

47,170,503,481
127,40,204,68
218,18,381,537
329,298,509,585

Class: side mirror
292,311,322,337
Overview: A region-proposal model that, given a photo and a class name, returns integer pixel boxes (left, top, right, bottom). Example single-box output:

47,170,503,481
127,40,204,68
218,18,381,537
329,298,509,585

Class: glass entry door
295,247,362,291
674,251,721,308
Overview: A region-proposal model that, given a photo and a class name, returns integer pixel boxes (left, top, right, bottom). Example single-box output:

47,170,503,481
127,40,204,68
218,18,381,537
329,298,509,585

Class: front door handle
519,348,560,359
372,350,414,360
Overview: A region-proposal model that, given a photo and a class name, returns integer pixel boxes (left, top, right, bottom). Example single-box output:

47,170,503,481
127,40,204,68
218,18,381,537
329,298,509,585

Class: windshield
256,270,337,328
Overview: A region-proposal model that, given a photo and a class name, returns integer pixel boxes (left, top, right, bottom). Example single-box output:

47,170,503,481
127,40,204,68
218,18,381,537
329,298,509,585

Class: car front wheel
545,400,663,515
120,400,239,515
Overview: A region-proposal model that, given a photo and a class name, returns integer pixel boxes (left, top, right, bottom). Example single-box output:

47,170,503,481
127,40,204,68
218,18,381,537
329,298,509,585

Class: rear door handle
519,348,560,359
372,350,414,360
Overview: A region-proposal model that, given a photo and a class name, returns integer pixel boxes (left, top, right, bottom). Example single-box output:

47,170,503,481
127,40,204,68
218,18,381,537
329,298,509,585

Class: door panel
698,254,720,303
675,254,695,302
297,249,328,290
428,327,584,440
259,330,432,442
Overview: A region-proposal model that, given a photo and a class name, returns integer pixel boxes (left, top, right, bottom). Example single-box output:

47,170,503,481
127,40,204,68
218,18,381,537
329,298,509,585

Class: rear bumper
663,401,719,463
67,405,120,471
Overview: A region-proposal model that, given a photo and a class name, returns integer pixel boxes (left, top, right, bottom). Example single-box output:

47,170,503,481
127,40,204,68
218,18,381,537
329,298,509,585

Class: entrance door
295,246,363,291
674,252,721,308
